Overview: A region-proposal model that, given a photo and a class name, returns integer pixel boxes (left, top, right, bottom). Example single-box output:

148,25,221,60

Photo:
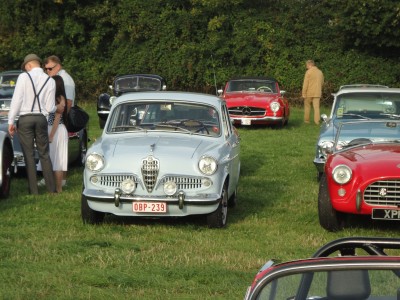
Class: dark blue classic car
97,74,167,128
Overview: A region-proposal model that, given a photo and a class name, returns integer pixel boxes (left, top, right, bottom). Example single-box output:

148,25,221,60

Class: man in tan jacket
302,60,324,124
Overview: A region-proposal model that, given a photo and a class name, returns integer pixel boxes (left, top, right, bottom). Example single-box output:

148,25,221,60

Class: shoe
37,178,46,187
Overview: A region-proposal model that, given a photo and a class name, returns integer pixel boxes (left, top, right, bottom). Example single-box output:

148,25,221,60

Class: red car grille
228,106,265,116
364,180,400,206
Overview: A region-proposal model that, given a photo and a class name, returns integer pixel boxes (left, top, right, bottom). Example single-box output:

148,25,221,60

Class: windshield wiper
379,113,400,119
111,125,144,132
341,113,370,119
155,123,191,133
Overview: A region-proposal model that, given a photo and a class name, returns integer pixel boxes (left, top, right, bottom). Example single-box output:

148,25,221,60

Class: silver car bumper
83,188,221,217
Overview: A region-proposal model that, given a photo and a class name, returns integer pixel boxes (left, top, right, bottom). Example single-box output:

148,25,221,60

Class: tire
228,187,238,208
207,183,228,228
317,171,323,182
81,192,105,224
0,144,12,199
318,174,345,231
78,131,88,166
99,118,106,129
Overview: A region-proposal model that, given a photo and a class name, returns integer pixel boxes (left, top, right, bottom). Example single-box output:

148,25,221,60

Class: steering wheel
180,119,209,134
257,86,273,92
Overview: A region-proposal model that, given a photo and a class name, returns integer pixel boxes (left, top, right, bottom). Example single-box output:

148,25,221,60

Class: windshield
226,79,277,93
106,101,221,137
114,76,162,92
334,92,400,120
255,268,400,300
334,121,400,150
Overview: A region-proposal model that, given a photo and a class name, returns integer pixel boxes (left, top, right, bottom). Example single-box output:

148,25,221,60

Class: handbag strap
26,72,51,113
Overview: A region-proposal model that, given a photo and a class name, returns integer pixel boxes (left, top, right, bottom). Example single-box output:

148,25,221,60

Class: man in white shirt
8,54,57,194
43,55,75,109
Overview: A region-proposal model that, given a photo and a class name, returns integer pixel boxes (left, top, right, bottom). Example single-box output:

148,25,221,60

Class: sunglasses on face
45,64,57,71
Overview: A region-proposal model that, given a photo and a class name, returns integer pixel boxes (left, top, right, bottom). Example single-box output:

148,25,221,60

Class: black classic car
97,74,167,128
0,70,88,175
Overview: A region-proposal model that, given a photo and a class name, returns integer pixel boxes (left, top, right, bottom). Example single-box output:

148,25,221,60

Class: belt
19,113,44,117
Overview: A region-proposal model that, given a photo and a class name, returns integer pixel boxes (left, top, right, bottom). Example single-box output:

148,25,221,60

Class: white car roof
113,91,223,107
335,87,400,96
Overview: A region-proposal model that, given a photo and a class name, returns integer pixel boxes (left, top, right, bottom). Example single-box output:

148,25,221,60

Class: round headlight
319,141,334,156
198,156,218,175
109,96,117,105
270,102,280,113
121,178,136,194
332,165,352,184
85,153,105,172
163,181,177,196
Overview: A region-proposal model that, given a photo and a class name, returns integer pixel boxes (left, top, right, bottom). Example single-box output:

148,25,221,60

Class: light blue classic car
313,84,400,180
82,91,241,227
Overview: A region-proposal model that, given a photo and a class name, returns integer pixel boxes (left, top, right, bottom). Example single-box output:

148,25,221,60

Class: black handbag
66,105,89,132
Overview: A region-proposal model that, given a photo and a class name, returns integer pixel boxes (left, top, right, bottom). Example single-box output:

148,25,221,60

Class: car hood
93,134,220,160
335,144,400,166
224,92,279,106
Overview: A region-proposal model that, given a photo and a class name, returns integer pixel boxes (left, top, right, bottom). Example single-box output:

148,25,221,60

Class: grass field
1,103,399,300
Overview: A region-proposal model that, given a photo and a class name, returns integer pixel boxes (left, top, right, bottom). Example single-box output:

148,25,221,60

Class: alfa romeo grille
92,174,139,188
159,176,203,190
364,180,400,206
228,106,265,116
141,155,160,192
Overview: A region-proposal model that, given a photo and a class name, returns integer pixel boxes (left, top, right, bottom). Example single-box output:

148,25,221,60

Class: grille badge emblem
379,188,387,197
242,107,251,116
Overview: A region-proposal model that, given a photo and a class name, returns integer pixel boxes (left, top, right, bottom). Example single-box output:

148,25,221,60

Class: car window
106,101,221,137
256,269,400,300
227,80,276,93
334,92,400,119
0,74,19,86
115,76,162,92
221,103,232,139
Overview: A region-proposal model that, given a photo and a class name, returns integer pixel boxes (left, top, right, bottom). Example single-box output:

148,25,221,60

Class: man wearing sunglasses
43,55,75,187
43,55,75,110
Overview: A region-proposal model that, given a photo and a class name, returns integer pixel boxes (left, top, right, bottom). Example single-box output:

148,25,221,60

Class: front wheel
81,192,105,224
318,174,345,231
207,183,228,228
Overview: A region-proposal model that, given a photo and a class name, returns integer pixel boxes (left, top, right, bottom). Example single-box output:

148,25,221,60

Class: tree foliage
0,0,399,104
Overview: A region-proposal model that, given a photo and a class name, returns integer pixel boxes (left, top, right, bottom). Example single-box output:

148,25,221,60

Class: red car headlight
270,102,280,113
332,165,352,185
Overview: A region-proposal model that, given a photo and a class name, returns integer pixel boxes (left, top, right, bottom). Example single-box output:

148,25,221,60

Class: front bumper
83,188,221,217
231,116,284,124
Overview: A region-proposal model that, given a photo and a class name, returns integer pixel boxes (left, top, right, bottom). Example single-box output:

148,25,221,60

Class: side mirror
162,85,167,91
321,114,328,123
280,90,286,96
217,89,223,96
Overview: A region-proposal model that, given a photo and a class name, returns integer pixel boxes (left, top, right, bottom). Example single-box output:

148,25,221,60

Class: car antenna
211,54,218,95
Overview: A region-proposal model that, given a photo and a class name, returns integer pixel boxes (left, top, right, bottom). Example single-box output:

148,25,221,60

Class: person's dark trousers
17,114,56,194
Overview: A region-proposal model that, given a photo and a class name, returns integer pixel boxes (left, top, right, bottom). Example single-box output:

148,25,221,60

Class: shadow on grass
325,214,400,232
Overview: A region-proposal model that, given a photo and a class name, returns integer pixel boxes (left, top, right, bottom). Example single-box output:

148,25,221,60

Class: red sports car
219,77,290,127
318,120,400,231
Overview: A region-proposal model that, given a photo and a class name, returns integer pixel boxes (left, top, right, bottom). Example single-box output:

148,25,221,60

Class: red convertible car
245,237,400,300
219,77,289,127
318,120,400,231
